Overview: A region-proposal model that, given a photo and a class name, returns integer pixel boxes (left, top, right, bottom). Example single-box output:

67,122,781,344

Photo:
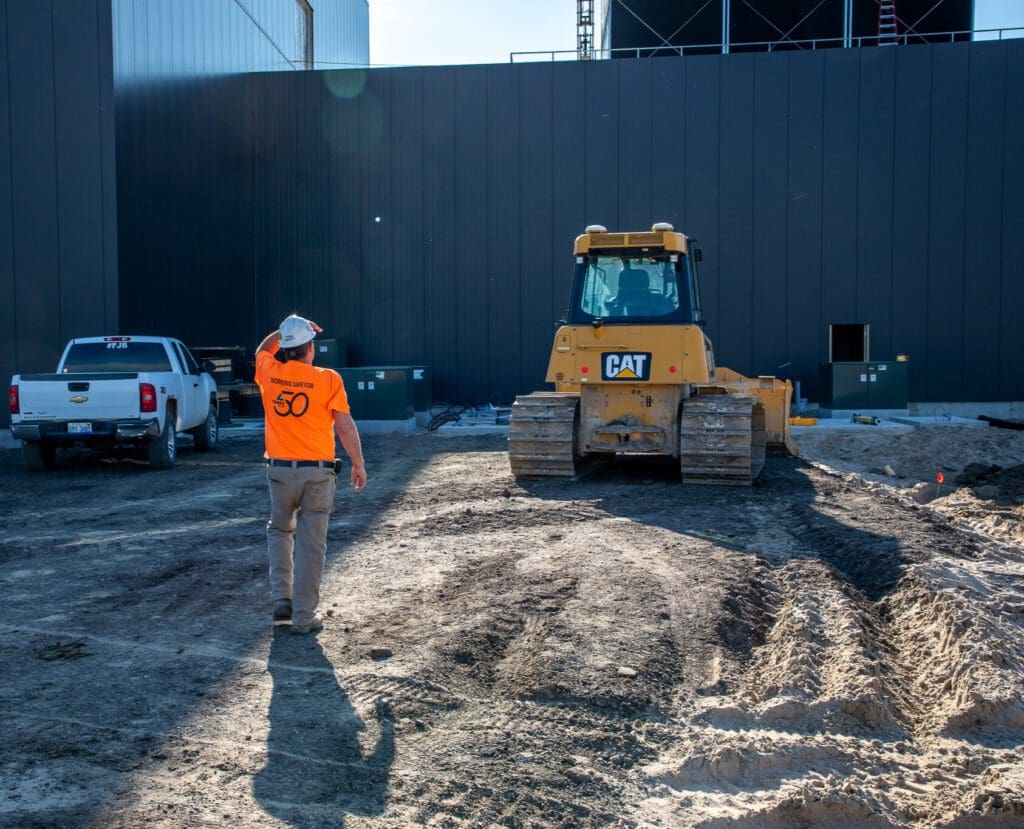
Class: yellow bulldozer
509,223,796,485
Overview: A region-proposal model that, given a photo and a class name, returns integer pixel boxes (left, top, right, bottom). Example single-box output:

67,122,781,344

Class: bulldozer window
577,256,686,321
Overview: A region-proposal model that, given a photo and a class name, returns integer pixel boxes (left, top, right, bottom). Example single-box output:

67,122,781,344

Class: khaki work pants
266,465,337,626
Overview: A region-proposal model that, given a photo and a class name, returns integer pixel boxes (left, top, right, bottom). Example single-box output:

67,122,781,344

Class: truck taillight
8,384,18,415
140,383,157,413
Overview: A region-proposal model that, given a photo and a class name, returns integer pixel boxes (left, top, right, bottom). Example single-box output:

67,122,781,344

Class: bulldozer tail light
8,384,19,415
581,366,589,374
140,383,157,413
669,365,677,373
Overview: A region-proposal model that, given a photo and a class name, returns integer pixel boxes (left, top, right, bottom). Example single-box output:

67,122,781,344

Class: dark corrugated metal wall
111,0,367,353
116,40,1024,405
0,0,119,426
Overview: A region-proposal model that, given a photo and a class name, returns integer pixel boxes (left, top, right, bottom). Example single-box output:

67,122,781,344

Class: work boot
273,601,292,622
291,616,324,636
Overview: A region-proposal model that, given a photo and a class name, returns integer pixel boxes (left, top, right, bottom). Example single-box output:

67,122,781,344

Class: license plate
68,422,92,435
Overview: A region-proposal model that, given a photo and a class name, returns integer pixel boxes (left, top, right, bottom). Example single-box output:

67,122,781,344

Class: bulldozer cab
568,248,704,326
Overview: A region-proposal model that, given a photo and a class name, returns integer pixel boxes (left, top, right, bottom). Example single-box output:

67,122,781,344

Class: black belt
267,458,335,468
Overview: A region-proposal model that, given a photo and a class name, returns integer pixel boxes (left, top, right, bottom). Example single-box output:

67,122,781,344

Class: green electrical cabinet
338,368,367,419
819,362,908,410
410,366,432,414
312,338,347,369
337,366,430,421
342,367,414,420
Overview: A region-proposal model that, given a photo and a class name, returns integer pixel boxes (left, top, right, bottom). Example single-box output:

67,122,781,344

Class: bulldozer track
508,393,579,479
679,393,767,486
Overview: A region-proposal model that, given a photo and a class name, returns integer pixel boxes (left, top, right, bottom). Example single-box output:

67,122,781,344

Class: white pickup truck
9,336,219,470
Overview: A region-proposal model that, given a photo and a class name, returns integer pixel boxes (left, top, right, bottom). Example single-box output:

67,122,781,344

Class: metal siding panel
256,72,297,337
303,74,332,338
926,43,969,400
820,50,860,368
518,63,556,395
97,0,118,333
314,0,370,67
53,0,108,343
855,47,896,364
389,69,426,365
253,75,271,335
360,71,393,364
324,71,364,358
617,59,652,228
454,67,489,402
716,52,755,376
8,0,62,373
0,0,15,401
684,56,721,341
1000,41,1024,401
584,60,619,228
786,51,824,391
962,42,1005,401
651,57,685,228
750,52,788,380
891,46,932,401
551,63,586,328
421,68,458,402
486,64,520,403
194,74,255,348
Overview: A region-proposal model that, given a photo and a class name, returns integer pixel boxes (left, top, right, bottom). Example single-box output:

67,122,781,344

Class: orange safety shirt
255,341,350,461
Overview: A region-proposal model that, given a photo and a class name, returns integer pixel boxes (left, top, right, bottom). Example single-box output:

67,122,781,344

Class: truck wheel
22,441,56,471
147,408,177,469
192,405,219,451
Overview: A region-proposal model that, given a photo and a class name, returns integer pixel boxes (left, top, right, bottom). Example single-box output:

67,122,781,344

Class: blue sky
369,0,1024,67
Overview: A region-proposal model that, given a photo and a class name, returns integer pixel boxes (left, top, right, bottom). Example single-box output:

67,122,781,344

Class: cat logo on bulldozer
602,352,651,381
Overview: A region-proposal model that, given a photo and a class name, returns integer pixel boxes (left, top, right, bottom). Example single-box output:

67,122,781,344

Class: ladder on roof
577,0,595,60
878,0,899,46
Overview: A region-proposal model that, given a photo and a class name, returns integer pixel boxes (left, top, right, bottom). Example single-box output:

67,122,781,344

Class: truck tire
22,440,56,471
147,407,177,469
191,405,219,451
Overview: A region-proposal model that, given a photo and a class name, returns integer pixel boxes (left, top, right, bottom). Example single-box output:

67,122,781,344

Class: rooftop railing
510,27,1024,63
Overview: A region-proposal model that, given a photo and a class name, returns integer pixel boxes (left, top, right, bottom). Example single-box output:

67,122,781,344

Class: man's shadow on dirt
253,628,394,827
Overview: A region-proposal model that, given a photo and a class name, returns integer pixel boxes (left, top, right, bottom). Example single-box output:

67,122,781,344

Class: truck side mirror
201,360,215,375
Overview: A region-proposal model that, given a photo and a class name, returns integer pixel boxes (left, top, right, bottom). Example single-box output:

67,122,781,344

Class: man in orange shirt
255,314,367,635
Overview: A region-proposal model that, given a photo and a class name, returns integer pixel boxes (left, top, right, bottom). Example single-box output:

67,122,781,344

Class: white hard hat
278,315,316,348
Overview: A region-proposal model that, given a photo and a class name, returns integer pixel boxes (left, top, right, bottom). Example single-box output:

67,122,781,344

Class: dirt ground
0,422,1022,828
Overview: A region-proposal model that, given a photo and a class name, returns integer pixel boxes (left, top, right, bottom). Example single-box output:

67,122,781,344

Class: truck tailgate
18,373,142,421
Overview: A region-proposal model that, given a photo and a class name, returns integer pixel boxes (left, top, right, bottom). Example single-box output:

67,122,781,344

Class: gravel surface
0,426,1021,828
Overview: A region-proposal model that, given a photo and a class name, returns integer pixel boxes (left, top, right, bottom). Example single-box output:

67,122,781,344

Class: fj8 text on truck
9,336,219,470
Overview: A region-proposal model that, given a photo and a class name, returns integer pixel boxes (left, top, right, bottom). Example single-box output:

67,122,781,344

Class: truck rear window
62,342,173,373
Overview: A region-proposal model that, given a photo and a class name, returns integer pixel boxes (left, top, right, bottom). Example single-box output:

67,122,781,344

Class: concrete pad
354,417,417,435
889,416,989,429
909,401,1024,419
791,419,913,433
434,422,510,436
819,408,910,420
